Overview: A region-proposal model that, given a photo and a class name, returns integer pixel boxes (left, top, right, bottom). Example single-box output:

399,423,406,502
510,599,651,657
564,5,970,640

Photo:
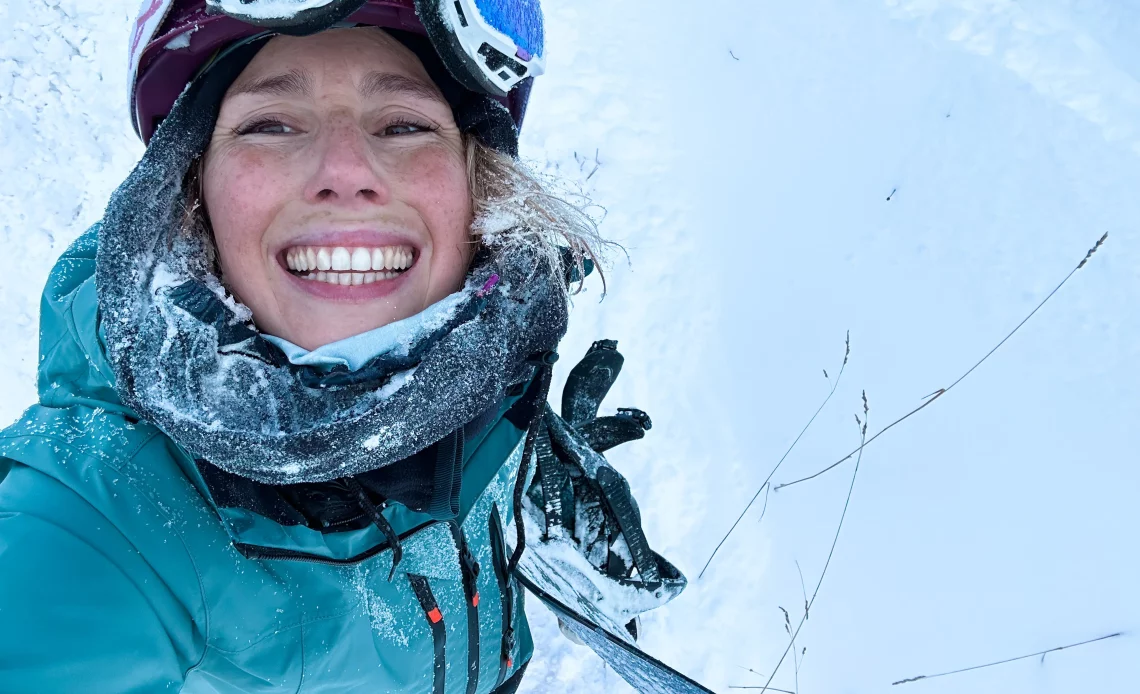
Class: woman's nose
303,120,390,207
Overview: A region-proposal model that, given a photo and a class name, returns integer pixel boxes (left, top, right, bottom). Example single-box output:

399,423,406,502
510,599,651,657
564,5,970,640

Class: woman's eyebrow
229,68,313,98
359,71,446,104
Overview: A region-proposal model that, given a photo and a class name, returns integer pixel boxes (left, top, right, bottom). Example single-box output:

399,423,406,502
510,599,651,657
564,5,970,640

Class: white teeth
350,247,371,271
299,270,402,285
331,247,351,271
316,248,331,271
287,244,415,283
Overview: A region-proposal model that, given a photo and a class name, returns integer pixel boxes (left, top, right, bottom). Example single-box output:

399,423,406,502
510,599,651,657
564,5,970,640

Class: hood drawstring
506,361,554,578
346,477,403,581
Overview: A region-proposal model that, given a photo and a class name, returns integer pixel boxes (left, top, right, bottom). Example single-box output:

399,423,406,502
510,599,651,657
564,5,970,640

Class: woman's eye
381,121,433,136
237,119,295,135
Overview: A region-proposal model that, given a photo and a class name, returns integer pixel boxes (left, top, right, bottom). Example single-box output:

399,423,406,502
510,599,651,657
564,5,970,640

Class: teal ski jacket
0,229,538,693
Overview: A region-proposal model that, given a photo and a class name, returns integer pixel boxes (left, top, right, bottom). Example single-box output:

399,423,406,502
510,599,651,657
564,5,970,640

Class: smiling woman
0,1,687,693
202,28,475,348
182,26,602,349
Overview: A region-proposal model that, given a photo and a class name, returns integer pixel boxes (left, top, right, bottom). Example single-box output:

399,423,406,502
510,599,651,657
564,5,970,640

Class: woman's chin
267,272,430,348
275,310,409,350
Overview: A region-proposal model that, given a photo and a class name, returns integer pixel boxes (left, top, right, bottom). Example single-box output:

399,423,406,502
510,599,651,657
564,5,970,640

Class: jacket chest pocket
400,516,523,694
353,518,514,694
404,520,482,694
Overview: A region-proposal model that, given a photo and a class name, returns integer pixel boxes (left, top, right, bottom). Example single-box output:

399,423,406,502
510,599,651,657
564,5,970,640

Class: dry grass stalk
776,232,1110,492
740,394,871,694
891,631,1123,686
699,331,851,579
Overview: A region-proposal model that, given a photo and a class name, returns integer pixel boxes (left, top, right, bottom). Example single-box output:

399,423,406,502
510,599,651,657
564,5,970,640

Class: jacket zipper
232,519,434,565
450,520,482,694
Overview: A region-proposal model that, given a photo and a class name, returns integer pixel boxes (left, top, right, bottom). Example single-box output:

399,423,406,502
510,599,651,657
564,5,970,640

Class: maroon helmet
129,0,535,144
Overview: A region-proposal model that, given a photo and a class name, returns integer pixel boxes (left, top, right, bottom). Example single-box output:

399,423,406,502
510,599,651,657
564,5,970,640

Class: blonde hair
180,136,612,295
465,136,611,294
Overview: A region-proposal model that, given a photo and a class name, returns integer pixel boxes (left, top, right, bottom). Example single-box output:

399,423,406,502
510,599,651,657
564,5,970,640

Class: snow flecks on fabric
350,565,411,648
203,273,253,323
386,293,469,360
206,0,335,20
362,434,382,452
148,261,183,294
163,26,197,51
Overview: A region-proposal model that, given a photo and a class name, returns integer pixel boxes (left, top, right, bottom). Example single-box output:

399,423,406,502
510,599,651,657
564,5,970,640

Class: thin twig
776,233,1108,492
891,631,1123,686
795,559,809,619
778,607,800,694
700,332,850,579
753,482,772,524
791,623,800,694
751,394,870,694
586,148,601,181
735,663,796,693
774,390,941,491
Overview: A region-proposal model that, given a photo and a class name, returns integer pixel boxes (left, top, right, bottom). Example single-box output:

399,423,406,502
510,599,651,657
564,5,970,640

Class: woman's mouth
283,245,415,286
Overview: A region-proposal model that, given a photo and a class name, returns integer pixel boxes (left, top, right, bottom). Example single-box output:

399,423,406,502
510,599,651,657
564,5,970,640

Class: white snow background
1,1,1137,692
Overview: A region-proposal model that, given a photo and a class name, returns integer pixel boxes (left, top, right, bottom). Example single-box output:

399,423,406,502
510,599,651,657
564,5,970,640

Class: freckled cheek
206,151,294,272
392,149,471,249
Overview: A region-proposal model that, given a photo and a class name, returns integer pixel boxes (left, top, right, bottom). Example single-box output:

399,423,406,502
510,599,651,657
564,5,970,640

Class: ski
515,572,714,694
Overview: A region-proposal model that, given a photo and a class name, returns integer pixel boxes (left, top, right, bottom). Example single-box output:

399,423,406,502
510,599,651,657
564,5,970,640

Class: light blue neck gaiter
263,291,468,371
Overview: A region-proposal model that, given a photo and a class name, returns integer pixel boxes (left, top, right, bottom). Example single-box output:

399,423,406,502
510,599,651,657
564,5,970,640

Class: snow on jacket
0,228,538,693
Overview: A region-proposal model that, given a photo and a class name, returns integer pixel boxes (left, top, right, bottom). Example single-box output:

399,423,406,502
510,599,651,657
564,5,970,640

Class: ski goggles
205,0,544,96
130,0,543,141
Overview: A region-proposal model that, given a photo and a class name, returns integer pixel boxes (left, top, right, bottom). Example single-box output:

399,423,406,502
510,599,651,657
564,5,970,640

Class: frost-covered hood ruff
96,68,567,485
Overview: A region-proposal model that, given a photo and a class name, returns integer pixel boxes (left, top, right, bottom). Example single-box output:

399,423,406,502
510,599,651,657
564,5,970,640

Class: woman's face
203,28,472,350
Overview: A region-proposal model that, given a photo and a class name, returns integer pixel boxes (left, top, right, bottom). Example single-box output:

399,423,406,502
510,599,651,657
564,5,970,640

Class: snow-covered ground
2,1,1137,692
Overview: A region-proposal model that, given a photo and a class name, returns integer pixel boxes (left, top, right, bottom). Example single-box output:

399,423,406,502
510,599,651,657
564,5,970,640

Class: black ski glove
520,340,687,642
